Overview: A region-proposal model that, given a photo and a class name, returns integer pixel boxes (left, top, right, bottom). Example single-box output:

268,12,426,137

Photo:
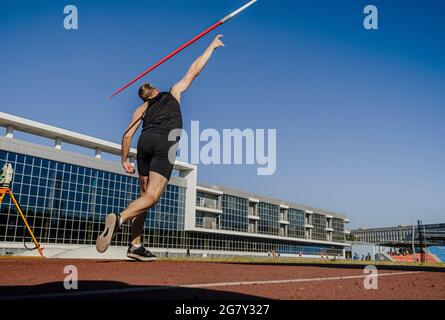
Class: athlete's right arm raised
121,102,148,174
170,34,225,103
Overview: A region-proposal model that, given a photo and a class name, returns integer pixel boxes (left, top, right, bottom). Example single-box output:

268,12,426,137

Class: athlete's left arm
121,102,148,174
170,34,225,103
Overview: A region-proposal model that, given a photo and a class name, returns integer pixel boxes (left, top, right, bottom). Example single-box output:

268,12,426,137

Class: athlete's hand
121,160,135,174
210,34,225,49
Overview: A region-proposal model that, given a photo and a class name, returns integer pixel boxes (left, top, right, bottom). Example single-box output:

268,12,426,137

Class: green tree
346,233,357,242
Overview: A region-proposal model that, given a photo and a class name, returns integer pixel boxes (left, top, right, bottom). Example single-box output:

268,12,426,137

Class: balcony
304,211,313,226
279,230,288,237
196,197,218,209
248,197,259,203
196,197,222,214
248,221,258,233
279,204,288,225
248,198,259,220
209,222,219,230
326,215,333,230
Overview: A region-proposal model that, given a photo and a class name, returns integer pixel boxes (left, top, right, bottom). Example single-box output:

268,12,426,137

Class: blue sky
1,0,444,228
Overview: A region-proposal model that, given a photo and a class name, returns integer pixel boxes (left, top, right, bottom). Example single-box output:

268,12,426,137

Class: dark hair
138,83,155,102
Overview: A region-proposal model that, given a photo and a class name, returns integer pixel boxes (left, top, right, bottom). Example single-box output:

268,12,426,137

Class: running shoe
127,244,157,262
96,213,121,253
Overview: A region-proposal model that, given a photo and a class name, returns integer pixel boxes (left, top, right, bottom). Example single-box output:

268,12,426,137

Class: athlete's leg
130,175,150,245
125,172,166,261
120,171,168,223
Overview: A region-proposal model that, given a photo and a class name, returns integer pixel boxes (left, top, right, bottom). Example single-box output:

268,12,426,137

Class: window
221,194,248,232
312,213,327,241
258,202,279,236
288,209,305,239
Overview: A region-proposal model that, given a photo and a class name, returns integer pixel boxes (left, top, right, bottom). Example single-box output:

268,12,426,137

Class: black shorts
136,132,179,180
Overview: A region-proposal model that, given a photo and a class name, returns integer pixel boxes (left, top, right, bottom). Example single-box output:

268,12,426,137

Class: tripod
0,187,44,257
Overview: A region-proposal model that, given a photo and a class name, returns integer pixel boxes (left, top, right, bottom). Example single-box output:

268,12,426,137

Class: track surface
0,258,444,300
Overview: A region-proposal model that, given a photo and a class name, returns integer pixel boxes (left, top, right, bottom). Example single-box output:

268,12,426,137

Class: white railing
0,111,194,173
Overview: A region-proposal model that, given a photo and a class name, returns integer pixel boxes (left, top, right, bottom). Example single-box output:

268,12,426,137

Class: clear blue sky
1,0,444,229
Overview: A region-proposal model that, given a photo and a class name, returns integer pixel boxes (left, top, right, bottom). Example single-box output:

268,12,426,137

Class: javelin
110,0,258,99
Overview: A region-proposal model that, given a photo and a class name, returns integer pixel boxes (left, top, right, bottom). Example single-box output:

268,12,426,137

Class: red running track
0,258,444,300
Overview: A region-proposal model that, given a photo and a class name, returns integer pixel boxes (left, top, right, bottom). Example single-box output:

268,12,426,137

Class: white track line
0,271,422,300
185,271,421,288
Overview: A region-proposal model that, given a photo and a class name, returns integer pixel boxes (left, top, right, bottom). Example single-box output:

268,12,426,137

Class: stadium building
351,224,445,262
351,224,445,245
0,112,350,258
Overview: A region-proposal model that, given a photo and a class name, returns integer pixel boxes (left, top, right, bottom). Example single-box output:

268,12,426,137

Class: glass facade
258,202,279,236
220,194,248,232
0,150,185,247
332,217,345,242
195,212,204,228
312,213,327,241
186,231,342,256
288,208,305,239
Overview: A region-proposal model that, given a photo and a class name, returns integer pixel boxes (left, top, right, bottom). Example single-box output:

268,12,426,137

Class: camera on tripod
0,163,14,188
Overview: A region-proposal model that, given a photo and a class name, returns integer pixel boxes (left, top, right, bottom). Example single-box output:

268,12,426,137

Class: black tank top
141,91,183,134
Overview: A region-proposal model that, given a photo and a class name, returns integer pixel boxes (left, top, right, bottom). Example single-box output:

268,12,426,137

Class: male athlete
96,34,225,261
